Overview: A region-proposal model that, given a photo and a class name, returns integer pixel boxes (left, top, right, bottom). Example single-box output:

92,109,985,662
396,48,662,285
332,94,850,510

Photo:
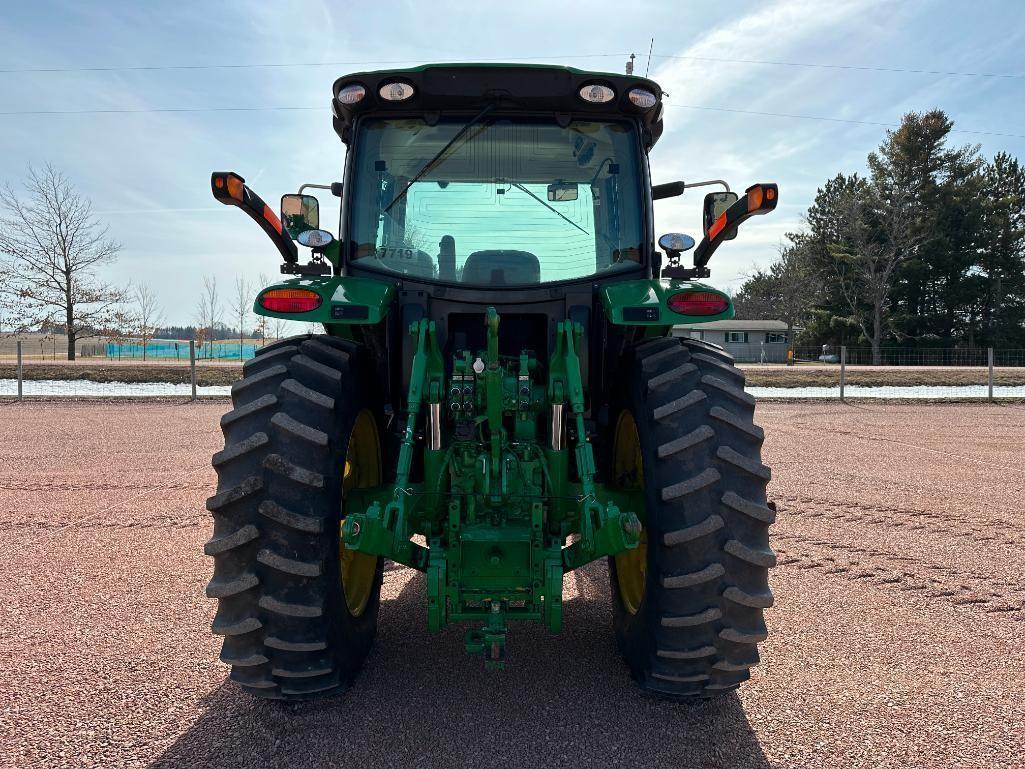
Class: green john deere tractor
206,63,777,701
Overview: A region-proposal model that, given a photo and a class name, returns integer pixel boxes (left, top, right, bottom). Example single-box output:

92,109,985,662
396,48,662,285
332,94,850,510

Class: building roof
674,319,791,331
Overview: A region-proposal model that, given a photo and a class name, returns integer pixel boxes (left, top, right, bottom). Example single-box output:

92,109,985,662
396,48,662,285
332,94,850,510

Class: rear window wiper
509,183,588,234
383,103,496,214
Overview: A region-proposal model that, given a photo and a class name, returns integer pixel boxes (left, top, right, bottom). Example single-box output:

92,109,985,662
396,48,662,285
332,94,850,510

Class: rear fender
253,275,396,325
599,279,734,328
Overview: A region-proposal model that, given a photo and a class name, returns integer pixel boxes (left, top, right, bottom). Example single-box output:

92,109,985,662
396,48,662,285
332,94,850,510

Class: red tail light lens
259,288,321,313
667,291,730,316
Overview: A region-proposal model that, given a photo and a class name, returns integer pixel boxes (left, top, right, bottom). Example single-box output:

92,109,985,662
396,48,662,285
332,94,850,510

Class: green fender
599,278,734,328
252,275,396,325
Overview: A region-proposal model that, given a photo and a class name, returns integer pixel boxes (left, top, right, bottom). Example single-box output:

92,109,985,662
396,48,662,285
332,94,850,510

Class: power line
0,105,317,116
665,103,1025,140
0,53,630,75
651,53,1025,81
5,101,1022,141
1,87,1022,143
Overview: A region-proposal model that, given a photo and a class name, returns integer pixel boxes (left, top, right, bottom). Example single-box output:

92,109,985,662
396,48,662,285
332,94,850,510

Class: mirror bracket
660,248,710,280
661,263,711,280
281,259,332,276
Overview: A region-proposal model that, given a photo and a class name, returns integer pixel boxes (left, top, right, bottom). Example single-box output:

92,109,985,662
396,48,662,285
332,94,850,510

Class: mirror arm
652,179,732,202
685,179,731,193
298,182,341,196
211,172,299,264
652,181,685,200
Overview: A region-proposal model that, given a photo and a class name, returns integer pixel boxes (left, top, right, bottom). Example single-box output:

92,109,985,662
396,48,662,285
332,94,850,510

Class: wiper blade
510,183,588,234
383,103,497,214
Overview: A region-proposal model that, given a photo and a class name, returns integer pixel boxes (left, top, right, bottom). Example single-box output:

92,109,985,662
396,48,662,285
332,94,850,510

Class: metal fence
791,346,1025,367
105,340,259,361
3,339,1023,402
0,336,264,362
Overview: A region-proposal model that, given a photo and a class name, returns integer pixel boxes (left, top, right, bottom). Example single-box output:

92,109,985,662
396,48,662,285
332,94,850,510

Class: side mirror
547,182,578,202
658,233,696,255
280,194,320,239
703,192,739,240
297,229,334,250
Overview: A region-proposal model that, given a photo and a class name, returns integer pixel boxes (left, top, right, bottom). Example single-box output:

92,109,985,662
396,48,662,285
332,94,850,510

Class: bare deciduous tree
195,275,222,359
831,187,918,364
134,283,164,361
230,276,251,360
104,307,140,359
255,272,270,346
732,245,819,360
271,317,288,342
0,165,126,360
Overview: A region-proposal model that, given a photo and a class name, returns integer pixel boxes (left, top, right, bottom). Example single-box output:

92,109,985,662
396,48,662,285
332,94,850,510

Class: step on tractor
206,64,778,701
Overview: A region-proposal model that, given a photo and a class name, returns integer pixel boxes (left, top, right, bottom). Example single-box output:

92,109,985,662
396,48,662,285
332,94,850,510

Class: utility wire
5,102,1023,141
0,106,318,115
651,53,1025,80
5,50,1018,81
664,104,1025,140
0,53,630,75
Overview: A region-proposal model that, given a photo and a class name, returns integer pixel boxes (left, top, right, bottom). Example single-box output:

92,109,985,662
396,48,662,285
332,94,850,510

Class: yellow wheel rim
340,409,381,617
612,410,647,615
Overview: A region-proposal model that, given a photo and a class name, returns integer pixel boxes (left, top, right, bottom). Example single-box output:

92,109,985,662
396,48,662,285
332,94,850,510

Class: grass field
0,362,242,386
741,364,1025,387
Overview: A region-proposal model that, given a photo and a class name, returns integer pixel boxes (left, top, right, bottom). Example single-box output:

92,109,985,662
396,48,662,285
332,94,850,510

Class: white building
673,319,792,363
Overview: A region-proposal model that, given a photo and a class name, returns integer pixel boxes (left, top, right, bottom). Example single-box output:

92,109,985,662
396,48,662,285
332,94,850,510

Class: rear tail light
668,291,730,316
259,288,322,313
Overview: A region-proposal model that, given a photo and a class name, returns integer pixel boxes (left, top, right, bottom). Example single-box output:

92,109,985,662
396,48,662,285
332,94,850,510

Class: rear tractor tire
205,334,384,700
609,337,776,700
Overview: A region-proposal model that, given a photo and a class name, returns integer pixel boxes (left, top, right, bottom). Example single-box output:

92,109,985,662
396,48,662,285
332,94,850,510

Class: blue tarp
105,341,259,360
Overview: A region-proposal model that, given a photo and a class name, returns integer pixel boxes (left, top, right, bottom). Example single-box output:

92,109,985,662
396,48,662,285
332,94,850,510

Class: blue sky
2,0,1024,324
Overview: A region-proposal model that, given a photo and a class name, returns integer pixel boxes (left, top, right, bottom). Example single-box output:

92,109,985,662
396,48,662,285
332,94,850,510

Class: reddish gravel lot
0,400,1022,768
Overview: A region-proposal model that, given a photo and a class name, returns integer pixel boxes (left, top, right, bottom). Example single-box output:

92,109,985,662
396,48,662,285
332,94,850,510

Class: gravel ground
0,401,1022,768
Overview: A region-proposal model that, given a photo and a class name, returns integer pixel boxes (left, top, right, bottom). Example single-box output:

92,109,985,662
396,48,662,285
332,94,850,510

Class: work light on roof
337,83,366,105
578,84,615,103
628,88,657,109
380,81,415,101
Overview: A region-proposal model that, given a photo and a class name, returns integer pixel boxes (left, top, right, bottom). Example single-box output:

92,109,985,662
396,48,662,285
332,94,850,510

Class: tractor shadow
152,562,770,769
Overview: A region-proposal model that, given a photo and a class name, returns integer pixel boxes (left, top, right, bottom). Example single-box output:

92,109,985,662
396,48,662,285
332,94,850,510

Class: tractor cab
334,66,658,287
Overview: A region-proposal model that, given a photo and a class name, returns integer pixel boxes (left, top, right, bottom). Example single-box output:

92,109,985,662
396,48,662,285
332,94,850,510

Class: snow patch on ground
2,379,1023,400
749,384,1025,399
0,379,232,397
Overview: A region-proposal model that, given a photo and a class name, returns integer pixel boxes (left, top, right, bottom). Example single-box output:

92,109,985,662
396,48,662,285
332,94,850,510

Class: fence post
988,347,994,403
16,340,23,402
190,340,197,402
840,345,846,402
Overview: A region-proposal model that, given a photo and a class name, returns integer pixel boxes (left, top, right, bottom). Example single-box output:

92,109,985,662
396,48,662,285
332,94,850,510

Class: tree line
0,165,290,360
733,109,1025,363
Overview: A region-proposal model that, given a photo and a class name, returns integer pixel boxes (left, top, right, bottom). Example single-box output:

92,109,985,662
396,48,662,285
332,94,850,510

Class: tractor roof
330,63,665,148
